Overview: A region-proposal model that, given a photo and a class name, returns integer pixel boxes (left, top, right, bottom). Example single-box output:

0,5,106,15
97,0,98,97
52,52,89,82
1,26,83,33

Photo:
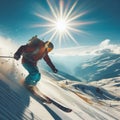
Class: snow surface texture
0,57,120,120
0,36,120,119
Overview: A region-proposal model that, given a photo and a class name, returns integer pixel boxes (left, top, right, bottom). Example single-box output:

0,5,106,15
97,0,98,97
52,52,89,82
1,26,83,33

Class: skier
14,35,58,88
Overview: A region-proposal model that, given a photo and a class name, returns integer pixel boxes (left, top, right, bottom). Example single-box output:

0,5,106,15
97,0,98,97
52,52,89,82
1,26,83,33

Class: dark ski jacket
14,40,56,71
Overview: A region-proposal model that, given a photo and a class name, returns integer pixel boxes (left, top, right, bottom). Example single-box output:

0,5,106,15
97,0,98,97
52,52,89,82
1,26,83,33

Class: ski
45,97,72,112
25,86,72,113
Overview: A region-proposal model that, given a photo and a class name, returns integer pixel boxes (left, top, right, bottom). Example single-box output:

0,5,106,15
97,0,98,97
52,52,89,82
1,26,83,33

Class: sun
32,0,95,47
55,19,67,32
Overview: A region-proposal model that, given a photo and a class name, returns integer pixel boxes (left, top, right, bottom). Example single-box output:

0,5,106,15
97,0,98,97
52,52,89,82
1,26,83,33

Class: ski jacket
14,40,56,71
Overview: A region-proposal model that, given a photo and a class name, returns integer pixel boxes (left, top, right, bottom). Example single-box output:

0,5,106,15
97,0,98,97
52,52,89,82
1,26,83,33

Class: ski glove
53,68,58,73
14,54,20,60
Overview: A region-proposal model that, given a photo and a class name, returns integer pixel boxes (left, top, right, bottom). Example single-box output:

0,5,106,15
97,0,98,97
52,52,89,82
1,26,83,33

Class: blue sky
0,0,120,48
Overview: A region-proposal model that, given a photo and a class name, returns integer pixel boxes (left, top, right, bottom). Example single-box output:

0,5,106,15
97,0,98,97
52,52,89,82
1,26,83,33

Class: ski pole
0,56,14,58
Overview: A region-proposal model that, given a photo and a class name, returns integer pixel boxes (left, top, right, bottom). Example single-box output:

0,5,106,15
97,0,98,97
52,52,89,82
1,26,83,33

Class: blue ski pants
22,63,41,86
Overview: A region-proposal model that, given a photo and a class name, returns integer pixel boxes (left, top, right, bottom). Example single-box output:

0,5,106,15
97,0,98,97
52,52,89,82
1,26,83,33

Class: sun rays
32,0,95,47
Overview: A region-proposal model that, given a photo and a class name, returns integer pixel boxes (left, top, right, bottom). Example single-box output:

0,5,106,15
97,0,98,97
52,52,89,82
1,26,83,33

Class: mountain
75,53,120,82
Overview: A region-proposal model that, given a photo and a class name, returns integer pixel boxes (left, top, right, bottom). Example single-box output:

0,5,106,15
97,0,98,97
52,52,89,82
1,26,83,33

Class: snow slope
0,37,120,120
0,64,120,120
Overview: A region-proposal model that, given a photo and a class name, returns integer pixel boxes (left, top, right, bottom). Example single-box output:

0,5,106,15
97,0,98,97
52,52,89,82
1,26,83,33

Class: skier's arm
14,45,26,60
43,54,58,73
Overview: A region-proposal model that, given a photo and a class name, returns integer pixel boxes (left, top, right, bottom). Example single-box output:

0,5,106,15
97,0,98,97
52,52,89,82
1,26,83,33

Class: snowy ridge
75,53,120,81
58,78,120,104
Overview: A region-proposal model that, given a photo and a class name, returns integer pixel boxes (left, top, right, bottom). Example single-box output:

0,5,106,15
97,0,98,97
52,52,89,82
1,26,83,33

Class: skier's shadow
0,80,62,120
0,80,30,119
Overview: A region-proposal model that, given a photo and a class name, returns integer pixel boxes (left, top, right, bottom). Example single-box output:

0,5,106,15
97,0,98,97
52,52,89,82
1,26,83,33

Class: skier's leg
22,63,41,86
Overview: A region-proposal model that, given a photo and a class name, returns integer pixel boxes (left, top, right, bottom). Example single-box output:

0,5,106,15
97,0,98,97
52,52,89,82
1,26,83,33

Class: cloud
0,36,18,56
53,39,120,56
0,35,27,85
100,39,110,47
95,39,120,54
